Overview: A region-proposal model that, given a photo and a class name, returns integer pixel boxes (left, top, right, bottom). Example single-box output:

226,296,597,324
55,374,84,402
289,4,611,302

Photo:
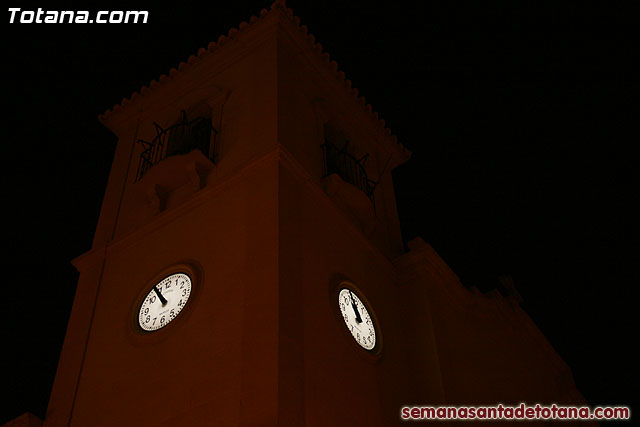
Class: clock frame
138,272,192,331
128,262,202,341
330,277,383,358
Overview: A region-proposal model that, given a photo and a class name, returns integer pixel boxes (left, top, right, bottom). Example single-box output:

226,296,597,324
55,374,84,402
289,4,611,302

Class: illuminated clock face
338,288,377,350
138,273,192,331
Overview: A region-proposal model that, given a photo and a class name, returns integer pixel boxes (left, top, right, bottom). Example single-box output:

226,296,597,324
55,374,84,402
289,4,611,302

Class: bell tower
44,2,590,426
44,2,426,426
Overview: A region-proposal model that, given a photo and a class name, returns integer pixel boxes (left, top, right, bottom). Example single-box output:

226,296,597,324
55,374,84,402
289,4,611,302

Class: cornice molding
98,1,410,166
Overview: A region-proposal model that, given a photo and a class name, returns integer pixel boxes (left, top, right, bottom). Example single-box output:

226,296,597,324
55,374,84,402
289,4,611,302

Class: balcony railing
322,140,377,209
136,112,218,181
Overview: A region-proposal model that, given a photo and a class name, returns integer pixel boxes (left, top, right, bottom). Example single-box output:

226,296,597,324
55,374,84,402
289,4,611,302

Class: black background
2,1,637,423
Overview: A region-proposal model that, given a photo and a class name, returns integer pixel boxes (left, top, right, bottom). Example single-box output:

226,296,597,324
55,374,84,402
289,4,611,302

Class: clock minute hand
153,286,168,306
349,291,363,324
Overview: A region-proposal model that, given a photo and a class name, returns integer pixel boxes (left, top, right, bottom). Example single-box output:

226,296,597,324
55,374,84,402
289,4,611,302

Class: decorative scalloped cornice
99,0,409,159
98,5,272,124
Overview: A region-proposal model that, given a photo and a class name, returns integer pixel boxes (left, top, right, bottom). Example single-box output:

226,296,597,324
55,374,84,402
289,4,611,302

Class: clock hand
153,286,168,306
349,291,363,324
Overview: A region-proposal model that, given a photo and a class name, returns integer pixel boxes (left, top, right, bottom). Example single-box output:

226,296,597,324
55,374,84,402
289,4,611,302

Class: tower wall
92,17,280,247
277,156,447,426
275,20,407,261
46,16,283,425
48,155,280,426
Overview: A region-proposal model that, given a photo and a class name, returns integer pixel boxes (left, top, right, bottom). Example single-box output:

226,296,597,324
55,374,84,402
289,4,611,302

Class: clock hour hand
349,291,363,324
153,286,168,306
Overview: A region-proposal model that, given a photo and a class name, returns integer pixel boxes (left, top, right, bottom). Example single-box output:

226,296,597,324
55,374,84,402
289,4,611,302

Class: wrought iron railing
322,140,377,209
135,112,218,181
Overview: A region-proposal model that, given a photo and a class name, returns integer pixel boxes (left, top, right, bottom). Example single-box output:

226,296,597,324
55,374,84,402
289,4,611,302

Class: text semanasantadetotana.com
8,8,148,24
401,403,630,421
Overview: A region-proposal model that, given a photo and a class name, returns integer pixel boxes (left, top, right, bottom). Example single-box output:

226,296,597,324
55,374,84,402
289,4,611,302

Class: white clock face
338,288,376,350
138,273,192,331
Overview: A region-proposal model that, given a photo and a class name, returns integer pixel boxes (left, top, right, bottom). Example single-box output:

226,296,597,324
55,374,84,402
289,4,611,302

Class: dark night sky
2,1,638,423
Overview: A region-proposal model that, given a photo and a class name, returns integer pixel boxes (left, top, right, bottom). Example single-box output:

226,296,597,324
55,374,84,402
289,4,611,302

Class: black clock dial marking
349,290,363,324
338,287,376,351
153,285,168,306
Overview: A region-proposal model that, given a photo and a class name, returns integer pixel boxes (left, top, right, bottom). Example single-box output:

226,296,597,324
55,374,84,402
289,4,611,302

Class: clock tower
43,2,589,426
